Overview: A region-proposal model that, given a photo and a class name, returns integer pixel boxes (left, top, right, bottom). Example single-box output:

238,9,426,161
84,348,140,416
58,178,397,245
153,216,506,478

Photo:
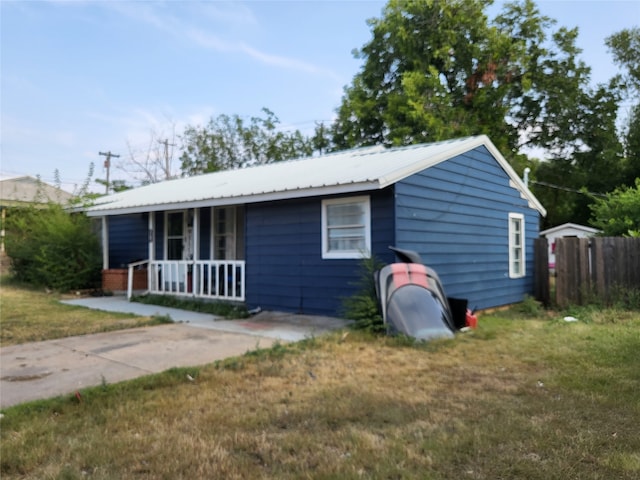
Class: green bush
5,204,101,291
341,256,386,333
131,294,249,319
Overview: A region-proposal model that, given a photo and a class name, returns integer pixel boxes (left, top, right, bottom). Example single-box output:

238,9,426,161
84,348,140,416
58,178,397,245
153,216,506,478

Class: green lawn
1,293,639,479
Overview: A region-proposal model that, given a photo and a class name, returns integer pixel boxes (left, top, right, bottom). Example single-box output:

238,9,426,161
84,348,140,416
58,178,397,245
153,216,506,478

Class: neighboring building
0,176,75,255
540,222,600,271
84,135,546,316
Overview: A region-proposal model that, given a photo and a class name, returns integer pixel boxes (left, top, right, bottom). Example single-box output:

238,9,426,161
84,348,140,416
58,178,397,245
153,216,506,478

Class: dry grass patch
0,278,164,346
2,310,639,479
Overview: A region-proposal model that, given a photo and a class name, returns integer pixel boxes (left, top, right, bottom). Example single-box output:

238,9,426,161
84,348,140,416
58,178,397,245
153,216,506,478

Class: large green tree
533,83,625,227
331,0,592,163
179,108,314,176
533,27,639,228
606,27,640,187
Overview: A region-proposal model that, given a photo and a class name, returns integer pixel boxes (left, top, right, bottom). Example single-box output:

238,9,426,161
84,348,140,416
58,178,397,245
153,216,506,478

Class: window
508,213,525,278
165,211,184,260
322,196,371,259
212,206,236,260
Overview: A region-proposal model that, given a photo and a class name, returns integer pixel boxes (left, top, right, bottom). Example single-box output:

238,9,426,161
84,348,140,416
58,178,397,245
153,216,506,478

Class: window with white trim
322,196,371,259
508,213,525,278
212,206,236,260
165,211,185,260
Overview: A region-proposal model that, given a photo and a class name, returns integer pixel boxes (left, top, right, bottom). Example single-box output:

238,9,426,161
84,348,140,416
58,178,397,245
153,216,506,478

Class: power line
530,180,607,198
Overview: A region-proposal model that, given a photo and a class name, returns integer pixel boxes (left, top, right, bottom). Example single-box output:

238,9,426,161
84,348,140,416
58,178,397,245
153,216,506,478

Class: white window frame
164,210,186,260
210,206,237,260
321,196,371,259
508,213,525,278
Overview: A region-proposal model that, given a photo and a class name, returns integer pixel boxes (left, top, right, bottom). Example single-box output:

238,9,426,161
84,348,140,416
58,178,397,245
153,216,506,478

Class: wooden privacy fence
538,237,640,307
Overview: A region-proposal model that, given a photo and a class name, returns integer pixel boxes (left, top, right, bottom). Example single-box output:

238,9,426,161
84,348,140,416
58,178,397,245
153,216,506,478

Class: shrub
513,294,544,317
5,204,102,291
341,256,386,333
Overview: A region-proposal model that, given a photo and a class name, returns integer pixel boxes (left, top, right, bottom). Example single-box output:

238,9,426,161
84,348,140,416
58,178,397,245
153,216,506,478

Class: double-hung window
508,213,525,278
322,196,371,259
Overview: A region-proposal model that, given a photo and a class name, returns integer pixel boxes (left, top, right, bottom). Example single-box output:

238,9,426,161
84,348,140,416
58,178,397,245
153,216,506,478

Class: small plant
100,375,109,391
341,256,386,333
513,295,544,317
149,314,174,325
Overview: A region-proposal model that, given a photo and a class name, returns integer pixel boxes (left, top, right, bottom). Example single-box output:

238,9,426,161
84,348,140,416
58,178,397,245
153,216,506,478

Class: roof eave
479,136,547,217
85,181,382,217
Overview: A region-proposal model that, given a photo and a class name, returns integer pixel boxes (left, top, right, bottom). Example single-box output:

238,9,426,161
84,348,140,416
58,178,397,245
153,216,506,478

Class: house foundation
102,268,147,292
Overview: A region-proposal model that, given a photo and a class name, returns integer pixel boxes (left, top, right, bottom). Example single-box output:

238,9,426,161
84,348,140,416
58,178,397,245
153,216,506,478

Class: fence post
534,237,550,307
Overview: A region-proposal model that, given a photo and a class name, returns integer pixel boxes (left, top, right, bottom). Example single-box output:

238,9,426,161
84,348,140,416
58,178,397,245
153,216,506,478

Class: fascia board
85,181,382,217
480,136,547,217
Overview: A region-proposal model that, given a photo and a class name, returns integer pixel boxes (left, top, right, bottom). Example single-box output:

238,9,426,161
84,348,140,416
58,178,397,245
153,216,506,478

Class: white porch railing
127,259,245,302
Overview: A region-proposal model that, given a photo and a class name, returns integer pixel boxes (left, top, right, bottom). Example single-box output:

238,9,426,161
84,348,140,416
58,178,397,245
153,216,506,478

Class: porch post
193,208,200,260
101,216,109,270
148,212,155,292
192,208,200,296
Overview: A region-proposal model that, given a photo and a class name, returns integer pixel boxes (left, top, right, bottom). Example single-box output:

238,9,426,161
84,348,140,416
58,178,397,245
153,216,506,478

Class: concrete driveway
0,297,349,408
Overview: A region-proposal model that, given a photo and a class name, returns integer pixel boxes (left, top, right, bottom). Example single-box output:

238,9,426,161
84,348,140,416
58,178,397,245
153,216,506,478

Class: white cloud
196,2,258,26
102,1,340,80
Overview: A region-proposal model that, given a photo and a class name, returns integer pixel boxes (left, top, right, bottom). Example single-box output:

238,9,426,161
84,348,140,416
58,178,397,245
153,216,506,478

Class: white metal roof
540,222,600,236
85,135,546,217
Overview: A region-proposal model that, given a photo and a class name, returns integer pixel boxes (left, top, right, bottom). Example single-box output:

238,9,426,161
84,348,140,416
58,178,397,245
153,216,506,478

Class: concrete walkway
60,296,349,342
0,297,350,408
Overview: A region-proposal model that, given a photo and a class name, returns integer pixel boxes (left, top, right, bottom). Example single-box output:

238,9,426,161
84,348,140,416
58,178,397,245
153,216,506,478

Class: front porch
97,205,246,303
116,259,246,302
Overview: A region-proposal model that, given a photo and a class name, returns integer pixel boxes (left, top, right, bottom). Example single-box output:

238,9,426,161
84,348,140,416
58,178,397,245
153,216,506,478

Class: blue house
85,136,546,316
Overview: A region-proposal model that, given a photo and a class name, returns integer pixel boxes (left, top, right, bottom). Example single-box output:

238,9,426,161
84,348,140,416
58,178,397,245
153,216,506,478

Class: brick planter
102,268,147,291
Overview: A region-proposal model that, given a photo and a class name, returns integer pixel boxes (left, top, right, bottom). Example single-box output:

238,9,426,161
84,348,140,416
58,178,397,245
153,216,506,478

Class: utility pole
158,139,175,179
99,151,120,194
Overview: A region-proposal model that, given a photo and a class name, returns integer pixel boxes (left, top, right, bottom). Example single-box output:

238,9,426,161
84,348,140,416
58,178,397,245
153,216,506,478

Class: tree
606,28,640,187
622,104,640,186
331,0,593,165
312,122,332,155
179,108,314,176
589,179,640,236
606,27,640,91
111,121,179,186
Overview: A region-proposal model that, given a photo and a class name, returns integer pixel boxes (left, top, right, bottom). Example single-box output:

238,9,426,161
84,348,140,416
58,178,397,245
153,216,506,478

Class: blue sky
1,1,639,193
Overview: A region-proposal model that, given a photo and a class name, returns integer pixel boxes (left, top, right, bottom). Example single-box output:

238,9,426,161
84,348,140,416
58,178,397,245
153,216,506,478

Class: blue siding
394,146,540,309
245,190,394,316
108,214,148,268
